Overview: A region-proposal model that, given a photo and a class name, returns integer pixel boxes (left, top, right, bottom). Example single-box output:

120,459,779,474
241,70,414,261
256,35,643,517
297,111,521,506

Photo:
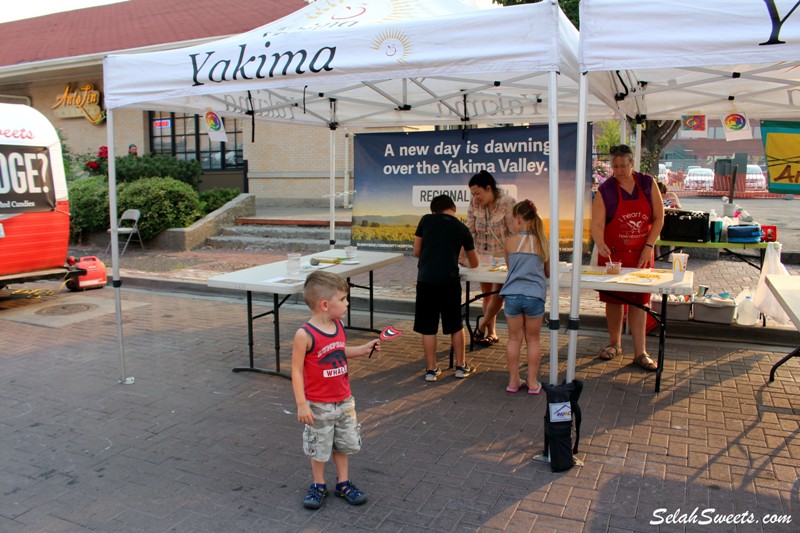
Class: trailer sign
0,146,55,213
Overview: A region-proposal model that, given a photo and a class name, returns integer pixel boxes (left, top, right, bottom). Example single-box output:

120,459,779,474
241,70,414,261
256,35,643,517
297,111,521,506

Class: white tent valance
579,0,800,120
104,0,619,127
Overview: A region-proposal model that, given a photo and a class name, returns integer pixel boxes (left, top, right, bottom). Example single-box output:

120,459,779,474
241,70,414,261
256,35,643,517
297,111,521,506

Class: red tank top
302,319,350,402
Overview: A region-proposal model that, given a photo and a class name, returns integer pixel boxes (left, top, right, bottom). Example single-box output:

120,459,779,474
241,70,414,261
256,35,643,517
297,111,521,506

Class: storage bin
692,296,736,324
650,296,691,321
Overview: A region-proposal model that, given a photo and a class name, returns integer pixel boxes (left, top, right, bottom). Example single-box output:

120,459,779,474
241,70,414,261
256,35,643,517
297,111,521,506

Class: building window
148,112,243,170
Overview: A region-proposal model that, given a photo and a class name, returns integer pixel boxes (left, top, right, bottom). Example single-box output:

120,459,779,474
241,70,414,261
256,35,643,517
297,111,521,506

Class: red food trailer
0,103,88,290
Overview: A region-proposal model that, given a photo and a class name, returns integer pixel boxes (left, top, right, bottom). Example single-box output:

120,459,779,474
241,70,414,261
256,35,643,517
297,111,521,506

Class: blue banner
352,124,591,252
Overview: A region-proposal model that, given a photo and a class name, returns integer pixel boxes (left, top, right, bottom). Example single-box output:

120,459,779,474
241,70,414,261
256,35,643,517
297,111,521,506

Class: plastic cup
672,252,688,281
345,246,358,259
606,261,622,275
479,254,493,267
286,253,301,275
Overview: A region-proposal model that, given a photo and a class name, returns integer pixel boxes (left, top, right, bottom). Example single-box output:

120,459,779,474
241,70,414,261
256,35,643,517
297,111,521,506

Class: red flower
97,146,108,159
86,161,100,169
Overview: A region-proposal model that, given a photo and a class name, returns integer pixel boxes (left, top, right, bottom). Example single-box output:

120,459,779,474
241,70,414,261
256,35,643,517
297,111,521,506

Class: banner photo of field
761,120,800,194
352,124,592,252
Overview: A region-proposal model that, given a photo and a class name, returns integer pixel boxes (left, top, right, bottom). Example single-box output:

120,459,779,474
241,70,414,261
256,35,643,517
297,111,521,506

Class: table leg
232,292,292,380
273,293,281,373
769,345,800,382
655,295,668,393
345,272,380,333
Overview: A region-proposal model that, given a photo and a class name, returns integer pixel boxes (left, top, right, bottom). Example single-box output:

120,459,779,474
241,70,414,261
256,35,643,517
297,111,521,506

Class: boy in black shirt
414,194,479,381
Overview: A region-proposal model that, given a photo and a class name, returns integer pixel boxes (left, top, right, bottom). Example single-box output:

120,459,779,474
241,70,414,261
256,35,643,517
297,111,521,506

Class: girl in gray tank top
499,200,550,394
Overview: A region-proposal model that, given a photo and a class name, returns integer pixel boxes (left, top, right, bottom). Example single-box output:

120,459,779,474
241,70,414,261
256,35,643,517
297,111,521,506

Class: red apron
599,179,653,305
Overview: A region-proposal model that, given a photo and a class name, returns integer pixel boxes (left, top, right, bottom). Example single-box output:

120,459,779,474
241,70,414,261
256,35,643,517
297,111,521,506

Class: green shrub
199,188,240,215
115,154,203,189
68,176,111,241
117,177,201,240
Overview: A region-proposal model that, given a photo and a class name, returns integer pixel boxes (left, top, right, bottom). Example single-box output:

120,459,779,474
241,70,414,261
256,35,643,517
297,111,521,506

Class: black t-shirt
415,213,475,283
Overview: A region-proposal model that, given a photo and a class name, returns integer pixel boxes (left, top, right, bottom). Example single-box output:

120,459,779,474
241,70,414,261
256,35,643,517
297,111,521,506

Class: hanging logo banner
720,112,753,141
680,114,707,139
204,110,229,143
761,120,800,194
352,124,591,252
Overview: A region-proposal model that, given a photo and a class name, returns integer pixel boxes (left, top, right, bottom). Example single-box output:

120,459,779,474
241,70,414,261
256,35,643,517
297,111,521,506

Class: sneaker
303,483,328,509
454,363,475,379
425,368,441,382
335,480,367,505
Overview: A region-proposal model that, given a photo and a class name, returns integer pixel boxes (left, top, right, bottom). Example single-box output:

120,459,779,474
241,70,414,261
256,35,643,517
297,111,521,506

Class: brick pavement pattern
1,284,798,532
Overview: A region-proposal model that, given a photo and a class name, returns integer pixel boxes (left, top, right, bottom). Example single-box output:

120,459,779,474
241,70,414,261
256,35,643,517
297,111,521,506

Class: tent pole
566,73,591,384
343,129,351,209
634,120,643,169
547,70,560,386
329,128,336,250
106,109,133,385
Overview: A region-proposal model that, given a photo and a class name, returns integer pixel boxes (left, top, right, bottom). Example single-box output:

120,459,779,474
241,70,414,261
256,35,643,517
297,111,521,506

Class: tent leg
547,70,561,386
329,128,336,249
106,109,134,385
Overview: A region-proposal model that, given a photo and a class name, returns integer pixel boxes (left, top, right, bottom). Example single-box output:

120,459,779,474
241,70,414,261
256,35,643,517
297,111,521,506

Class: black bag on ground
542,380,583,472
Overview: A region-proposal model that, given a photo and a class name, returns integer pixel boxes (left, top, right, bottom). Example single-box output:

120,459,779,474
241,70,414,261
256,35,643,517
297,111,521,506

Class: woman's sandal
527,381,542,395
473,329,492,346
597,345,622,360
633,353,657,372
505,380,527,393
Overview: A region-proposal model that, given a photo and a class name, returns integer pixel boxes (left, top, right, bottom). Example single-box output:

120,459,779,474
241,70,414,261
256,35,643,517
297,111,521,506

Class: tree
494,0,680,173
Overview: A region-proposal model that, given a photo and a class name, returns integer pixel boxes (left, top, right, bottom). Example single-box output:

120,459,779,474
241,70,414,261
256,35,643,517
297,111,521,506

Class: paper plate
341,260,359,265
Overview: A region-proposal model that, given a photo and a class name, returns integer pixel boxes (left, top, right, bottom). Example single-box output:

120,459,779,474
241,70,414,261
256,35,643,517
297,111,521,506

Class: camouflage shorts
302,396,361,462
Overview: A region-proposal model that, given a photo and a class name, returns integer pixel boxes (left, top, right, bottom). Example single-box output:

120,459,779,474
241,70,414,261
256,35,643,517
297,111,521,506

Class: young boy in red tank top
291,271,381,510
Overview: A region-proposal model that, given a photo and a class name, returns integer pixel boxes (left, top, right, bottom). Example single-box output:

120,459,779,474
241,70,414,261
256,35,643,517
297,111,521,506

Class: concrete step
220,224,351,240
207,234,352,252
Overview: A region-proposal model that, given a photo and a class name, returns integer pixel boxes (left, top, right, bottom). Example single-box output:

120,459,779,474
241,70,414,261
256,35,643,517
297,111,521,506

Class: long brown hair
512,199,549,262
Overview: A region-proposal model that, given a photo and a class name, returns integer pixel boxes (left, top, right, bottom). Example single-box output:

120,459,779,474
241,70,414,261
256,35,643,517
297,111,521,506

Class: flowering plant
592,160,611,185
83,146,108,176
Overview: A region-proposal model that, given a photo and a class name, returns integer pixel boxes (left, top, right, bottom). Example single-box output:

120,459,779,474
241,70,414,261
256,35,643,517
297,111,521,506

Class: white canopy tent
103,0,620,383
565,0,800,383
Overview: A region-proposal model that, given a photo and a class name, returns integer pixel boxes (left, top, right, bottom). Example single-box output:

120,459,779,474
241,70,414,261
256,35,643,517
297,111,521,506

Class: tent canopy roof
104,0,619,128
579,0,800,120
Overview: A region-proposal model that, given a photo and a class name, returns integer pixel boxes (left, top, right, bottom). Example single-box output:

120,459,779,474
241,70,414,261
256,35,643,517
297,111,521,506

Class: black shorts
414,281,463,335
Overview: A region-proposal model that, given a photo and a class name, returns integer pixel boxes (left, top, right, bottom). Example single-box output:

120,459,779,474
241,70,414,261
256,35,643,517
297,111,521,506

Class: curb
118,274,800,348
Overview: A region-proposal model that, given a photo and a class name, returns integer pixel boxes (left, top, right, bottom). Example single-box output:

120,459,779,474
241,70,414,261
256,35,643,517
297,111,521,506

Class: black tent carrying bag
542,380,583,472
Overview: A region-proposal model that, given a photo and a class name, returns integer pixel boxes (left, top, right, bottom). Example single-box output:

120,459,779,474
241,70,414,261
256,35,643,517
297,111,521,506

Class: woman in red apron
590,145,664,371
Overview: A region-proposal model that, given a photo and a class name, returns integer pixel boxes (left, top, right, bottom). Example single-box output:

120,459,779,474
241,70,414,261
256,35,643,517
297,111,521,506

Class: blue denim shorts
503,295,545,318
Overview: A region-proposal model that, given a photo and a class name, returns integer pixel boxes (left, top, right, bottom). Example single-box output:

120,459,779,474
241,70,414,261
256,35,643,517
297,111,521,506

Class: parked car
745,164,766,190
683,167,714,190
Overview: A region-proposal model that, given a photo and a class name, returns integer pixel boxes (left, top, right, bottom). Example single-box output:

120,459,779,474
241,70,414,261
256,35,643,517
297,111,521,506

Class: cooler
727,225,762,243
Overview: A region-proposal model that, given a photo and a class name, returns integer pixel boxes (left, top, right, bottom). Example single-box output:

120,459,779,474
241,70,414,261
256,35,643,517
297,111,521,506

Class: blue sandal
335,480,367,505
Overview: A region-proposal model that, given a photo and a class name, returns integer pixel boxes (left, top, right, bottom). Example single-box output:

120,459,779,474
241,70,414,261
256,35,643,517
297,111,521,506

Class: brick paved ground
1,280,798,532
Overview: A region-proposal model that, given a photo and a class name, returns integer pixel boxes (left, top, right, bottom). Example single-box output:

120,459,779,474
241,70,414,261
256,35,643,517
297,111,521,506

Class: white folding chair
106,209,144,255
